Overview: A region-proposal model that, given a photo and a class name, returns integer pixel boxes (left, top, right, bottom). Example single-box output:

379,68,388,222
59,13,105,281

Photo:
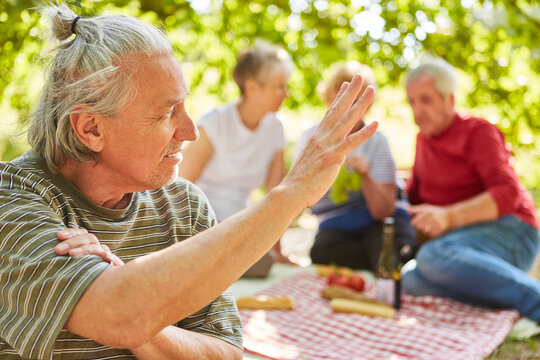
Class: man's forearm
447,191,498,230
66,185,304,347
131,326,242,360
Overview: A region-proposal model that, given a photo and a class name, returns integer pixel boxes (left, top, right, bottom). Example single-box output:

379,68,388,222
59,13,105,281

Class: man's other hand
56,228,124,266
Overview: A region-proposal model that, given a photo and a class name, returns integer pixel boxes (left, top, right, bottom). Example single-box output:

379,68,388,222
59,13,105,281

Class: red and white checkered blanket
239,272,519,360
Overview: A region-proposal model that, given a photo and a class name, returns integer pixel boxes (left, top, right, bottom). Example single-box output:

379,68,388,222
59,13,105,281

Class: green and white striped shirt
0,151,243,359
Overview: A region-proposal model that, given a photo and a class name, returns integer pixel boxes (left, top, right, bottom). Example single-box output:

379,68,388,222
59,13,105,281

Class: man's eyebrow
166,98,182,106
165,91,191,107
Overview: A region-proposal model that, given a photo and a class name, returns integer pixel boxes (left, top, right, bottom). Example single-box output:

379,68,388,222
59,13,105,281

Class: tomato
326,272,366,292
326,273,350,287
326,272,340,285
349,274,365,292
334,274,351,288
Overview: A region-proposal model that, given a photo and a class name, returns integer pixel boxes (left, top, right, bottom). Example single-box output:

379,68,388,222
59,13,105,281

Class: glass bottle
375,217,401,309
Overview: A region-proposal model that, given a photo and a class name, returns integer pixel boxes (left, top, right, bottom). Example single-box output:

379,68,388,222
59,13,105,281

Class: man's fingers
55,233,99,254
57,228,88,239
105,253,125,266
334,120,378,156
334,85,375,140
69,244,107,257
67,244,124,266
54,228,123,265
329,82,349,108
319,74,365,132
407,206,419,215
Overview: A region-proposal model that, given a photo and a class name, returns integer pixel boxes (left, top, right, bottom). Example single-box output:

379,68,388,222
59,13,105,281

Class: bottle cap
384,217,394,225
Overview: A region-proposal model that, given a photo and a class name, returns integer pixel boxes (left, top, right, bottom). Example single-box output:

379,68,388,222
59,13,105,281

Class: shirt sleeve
176,289,243,349
466,122,521,216
366,133,396,184
0,190,109,359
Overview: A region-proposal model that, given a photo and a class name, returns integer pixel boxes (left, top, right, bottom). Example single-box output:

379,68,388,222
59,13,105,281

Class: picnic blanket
239,271,519,360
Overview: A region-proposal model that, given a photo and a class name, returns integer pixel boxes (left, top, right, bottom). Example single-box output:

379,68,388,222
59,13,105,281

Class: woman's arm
346,155,395,220
177,127,214,183
362,175,396,220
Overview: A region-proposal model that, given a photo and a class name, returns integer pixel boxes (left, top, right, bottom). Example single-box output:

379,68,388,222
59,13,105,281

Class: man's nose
174,110,199,142
410,104,422,118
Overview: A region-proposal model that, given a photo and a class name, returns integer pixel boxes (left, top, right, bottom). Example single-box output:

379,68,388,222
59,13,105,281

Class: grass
488,339,540,360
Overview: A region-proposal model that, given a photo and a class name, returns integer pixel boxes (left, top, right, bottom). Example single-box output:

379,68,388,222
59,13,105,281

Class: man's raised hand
281,74,377,208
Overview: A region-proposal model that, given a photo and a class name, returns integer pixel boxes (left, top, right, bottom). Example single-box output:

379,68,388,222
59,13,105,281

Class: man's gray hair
405,58,457,99
28,4,172,172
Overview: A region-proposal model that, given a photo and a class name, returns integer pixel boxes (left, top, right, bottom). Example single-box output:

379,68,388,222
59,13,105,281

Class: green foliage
1,0,539,187
329,166,363,204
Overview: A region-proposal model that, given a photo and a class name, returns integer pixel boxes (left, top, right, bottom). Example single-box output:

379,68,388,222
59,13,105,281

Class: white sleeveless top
196,102,285,221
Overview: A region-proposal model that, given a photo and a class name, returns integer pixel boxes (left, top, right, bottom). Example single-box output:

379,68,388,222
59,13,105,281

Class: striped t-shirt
0,150,243,359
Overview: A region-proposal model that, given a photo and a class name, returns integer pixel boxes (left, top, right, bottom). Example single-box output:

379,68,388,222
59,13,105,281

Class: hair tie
71,15,82,35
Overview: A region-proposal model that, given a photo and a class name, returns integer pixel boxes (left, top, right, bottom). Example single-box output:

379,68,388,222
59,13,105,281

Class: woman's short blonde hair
233,43,293,95
321,61,377,105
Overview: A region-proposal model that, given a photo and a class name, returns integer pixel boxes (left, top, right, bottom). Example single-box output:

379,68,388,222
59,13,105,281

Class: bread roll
236,295,295,310
331,298,396,318
314,264,355,277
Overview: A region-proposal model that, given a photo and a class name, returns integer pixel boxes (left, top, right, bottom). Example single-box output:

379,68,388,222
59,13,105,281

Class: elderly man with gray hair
0,4,377,359
402,58,540,321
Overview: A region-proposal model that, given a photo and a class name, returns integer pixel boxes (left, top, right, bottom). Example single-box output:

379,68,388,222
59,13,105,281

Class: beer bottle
375,217,401,309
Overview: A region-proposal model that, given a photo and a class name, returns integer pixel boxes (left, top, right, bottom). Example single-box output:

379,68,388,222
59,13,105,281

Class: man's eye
161,107,175,119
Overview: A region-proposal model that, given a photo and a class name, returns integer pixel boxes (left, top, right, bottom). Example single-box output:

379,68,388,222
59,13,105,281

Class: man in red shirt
402,58,540,321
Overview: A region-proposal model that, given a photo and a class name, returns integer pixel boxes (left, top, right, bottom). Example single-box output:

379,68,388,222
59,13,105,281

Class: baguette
314,264,355,277
331,298,396,318
236,295,295,310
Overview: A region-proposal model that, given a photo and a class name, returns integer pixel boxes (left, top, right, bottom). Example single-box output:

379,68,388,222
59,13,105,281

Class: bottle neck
382,225,395,248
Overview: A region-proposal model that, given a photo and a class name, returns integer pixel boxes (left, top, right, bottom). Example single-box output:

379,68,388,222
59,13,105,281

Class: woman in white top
178,44,294,276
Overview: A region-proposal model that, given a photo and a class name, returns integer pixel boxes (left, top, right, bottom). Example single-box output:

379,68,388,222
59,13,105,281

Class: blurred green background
1,0,539,192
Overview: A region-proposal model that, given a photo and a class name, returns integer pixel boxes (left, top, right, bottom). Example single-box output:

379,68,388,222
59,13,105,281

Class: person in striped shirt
295,62,416,271
0,4,378,359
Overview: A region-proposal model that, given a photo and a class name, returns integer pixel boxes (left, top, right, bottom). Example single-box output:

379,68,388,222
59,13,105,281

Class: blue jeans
402,215,540,320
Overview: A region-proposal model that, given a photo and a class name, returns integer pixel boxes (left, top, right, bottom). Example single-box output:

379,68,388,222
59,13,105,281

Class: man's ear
69,105,105,153
448,93,455,108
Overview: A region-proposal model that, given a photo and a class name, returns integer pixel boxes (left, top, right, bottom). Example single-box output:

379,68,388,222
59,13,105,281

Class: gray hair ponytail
28,4,172,172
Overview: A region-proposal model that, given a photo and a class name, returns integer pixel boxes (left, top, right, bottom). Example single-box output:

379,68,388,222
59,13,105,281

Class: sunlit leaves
0,0,538,186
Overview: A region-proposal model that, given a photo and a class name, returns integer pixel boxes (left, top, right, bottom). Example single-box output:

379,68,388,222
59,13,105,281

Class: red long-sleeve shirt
407,113,538,229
